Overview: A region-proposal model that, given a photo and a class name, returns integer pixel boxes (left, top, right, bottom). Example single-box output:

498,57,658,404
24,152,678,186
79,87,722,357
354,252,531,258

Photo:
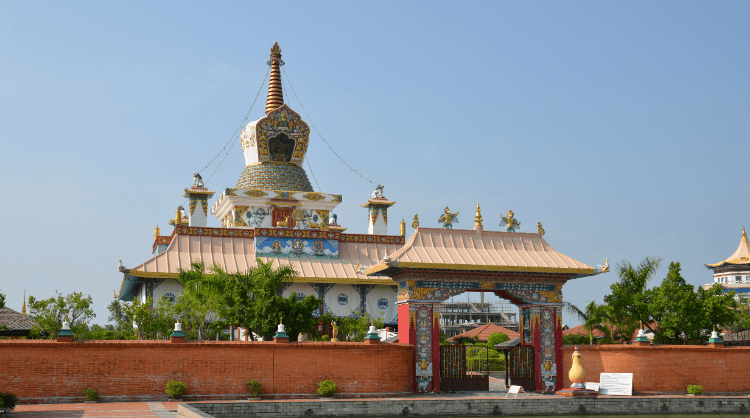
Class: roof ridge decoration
706,226,750,268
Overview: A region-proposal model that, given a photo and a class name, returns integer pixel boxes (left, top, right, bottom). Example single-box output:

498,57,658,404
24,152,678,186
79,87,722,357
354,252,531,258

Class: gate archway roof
365,227,595,277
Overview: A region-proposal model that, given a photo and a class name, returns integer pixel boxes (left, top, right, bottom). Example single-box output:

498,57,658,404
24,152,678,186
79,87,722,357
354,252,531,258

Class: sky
1,1,748,328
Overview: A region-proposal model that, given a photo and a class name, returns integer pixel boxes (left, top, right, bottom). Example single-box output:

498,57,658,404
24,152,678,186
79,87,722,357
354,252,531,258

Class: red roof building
448,323,519,342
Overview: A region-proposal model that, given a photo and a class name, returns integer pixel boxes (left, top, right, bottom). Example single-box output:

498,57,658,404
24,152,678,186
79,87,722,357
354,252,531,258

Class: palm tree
607,256,662,336
564,301,604,345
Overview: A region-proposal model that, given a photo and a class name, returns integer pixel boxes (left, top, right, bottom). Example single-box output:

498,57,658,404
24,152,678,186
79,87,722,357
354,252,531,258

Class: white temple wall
368,212,388,235
323,284,362,318
364,285,398,323
188,205,208,227
153,279,183,305
282,283,320,301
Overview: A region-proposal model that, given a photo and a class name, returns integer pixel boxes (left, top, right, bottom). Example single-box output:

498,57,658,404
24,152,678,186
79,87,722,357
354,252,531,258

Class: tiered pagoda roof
706,227,750,270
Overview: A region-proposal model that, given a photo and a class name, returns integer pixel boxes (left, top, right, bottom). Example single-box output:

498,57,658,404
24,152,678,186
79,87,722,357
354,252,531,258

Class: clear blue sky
2,1,748,328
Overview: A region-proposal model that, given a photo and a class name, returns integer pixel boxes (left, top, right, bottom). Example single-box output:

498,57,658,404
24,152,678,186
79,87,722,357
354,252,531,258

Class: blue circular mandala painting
164,293,176,304
296,293,306,301
377,298,389,310
337,293,348,305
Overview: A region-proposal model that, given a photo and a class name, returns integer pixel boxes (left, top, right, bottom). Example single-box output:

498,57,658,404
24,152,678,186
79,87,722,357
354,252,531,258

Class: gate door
439,345,489,391
509,345,535,392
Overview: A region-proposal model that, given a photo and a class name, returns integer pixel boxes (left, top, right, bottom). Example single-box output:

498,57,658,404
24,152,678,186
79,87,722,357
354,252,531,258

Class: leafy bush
0,392,18,413
563,334,590,346
165,381,187,399
487,332,509,347
83,388,99,402
246,380,262,397
687,385,703,395
467,357,505,371
317,380,337,397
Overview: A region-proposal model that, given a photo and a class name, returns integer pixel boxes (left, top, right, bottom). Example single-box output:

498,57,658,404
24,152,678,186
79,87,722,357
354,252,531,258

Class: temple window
736,276,742,283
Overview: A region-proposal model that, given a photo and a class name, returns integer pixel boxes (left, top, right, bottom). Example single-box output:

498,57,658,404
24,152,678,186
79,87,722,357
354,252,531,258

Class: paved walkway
13,402,180,418
8,379,553,417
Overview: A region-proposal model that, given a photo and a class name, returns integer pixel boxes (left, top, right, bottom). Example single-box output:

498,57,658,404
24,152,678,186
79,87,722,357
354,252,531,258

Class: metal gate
439,345,489,391
509,345,535,392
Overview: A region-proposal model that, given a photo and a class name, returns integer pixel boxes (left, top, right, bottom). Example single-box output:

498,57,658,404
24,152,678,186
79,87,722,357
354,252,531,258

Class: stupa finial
474,203,483,227
265,42,284,114
743,226,747,238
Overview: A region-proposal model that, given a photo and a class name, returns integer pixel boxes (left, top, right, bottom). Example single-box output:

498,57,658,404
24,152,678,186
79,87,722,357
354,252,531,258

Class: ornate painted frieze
175,226,255,238
255,236,338,259
189,198,197,216
339,234,405,245
540,307,559,391
249,104,310,165
255,228,340,240
245,190,268,198
233,206,250,227
413,304,434,377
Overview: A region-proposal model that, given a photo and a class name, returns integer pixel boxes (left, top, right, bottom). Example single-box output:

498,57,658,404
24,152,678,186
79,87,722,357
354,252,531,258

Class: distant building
704,227,750,299
448,323,520,342
437,300,518,338
0,307,37,338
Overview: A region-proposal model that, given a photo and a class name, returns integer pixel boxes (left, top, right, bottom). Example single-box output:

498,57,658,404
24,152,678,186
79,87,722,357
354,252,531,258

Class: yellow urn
568,347,586,389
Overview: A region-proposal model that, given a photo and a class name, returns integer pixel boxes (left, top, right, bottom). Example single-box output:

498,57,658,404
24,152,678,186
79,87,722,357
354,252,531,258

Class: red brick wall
0,340,414,402
562,345,750,393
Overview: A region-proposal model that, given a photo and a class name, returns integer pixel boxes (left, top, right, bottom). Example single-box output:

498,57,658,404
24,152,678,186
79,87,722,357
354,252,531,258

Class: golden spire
154,225,160,240
22,290,26,315
265,42,284,114
474,203,483,227
744,226,747,238
400,219,406,236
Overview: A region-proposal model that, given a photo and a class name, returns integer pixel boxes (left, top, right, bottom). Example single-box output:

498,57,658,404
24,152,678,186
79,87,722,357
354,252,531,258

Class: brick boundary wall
561,344,750,394
180,397,750,417
0,340,414,403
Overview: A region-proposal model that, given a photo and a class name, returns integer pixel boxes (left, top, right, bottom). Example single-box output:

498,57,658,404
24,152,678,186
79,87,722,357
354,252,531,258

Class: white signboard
584,382,600,391
505,385,525,398
599,373,633,396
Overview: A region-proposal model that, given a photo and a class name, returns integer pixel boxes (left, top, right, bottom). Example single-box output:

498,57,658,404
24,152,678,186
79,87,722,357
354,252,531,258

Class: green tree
123,297,175,340
175,261,229,341
648,262,739,344
698,281,739,337
647,262,701,344
28,291,95,338
108,299,131,332
0,292,5,309
562,334,590,346
564,301,606,345
487,332,509,347
226,259,321,341
336,312,385,342
604,257,662,340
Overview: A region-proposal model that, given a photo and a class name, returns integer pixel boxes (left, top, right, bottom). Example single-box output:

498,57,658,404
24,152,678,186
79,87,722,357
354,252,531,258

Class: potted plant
687,385,702,396
247,380,262,399
317,380,337,399
0,392,18,413
165,380,187,401
83,388,99,403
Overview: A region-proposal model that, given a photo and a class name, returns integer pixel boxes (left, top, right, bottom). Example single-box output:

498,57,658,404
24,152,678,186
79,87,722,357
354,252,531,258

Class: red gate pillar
398,301,440,393
519,304,564,391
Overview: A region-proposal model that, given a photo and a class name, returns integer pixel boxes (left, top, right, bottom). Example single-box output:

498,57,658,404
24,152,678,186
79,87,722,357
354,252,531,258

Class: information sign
599,373,633,396
584,382,600,391
505,385,525,398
